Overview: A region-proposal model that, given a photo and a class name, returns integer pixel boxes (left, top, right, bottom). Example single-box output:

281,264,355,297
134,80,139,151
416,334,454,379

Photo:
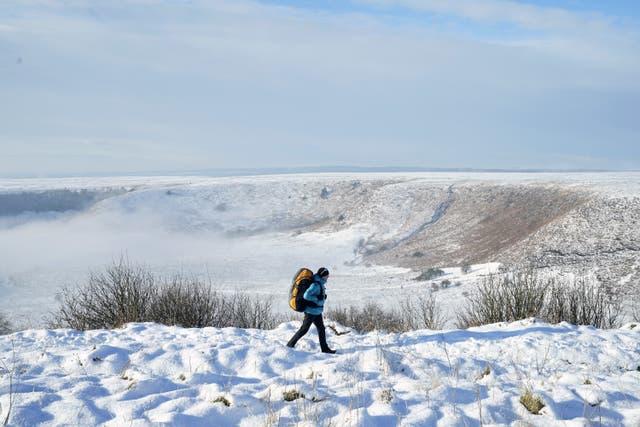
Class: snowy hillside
1,173,640,426
1,172,639,325
1,320,639,426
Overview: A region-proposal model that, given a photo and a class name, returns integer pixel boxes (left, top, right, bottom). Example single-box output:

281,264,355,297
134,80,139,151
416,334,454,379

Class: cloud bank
1,0,638,175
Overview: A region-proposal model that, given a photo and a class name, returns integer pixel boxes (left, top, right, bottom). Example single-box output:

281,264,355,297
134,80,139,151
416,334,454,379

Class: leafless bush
544,277,621,329
457,268,622,329
0,313,11,335
51,259,155,330
326,293,446,333
326,302,408,333
147,276,283,329
457,270,548,328
403,291,446,330
51,260,282,330
148,275,225,328
222,292,284,330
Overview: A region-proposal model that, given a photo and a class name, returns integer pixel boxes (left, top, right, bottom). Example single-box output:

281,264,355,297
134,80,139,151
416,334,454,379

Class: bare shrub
51,260,283,330
403,291,446,330
222,291,284,330
149,278,283,329
544,277,621,329
51,259,155,330
0,313,11,335
326,302,408,333
327,293,446,333
148,275,226,328
415,268,445,281
457,268,622,329
457,270,548,328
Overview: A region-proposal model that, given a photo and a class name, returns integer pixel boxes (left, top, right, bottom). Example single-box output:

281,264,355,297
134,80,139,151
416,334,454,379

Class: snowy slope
1,320,639,426
1,172,640,326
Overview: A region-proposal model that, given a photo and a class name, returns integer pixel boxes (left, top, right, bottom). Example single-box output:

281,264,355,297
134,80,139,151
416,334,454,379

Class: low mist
0,186,365,326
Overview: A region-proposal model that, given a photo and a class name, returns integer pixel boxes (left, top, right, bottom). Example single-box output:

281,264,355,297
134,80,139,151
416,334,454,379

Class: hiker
286,267,336,354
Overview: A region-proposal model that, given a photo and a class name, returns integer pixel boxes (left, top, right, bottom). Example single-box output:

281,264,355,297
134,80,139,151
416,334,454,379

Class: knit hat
317,267,330,278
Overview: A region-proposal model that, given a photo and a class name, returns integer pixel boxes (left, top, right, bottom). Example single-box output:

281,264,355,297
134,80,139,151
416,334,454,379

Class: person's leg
312,315,334,353
287,313,313,348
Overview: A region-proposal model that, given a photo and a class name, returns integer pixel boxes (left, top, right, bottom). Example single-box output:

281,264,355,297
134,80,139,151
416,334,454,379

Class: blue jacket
303,274,326,315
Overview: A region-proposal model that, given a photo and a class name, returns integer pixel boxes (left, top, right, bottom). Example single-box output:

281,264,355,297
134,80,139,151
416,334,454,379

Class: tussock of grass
477,363,491,380
379,388,393,404
212,396,231,407
283,390,304,402
520,390,545,415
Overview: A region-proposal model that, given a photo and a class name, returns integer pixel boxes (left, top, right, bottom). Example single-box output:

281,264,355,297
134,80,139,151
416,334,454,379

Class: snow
1,172,640,326
0,173,500,325
1,173,640,425
1,320,639,426
2,171,639,195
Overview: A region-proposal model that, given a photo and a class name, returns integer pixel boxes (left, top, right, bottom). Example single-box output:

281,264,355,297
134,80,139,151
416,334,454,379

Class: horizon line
2,165,638,179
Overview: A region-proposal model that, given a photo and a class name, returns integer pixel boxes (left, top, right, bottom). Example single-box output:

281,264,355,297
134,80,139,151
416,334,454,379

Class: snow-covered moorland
1,320,639,426
1,172,640,426
1,172,639,326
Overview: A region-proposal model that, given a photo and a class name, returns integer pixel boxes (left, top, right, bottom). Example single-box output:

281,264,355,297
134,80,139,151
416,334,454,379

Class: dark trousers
287,313,330,351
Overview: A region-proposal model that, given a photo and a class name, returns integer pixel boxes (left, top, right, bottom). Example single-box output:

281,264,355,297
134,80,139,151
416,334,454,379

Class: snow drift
1,320,639,426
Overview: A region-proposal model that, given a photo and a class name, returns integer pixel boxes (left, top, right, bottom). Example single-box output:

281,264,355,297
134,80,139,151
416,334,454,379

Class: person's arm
303,283,322,305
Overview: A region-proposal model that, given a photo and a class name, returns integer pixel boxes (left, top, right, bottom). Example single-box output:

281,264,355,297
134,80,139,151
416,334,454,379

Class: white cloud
359,0,617,34
0,0,638,174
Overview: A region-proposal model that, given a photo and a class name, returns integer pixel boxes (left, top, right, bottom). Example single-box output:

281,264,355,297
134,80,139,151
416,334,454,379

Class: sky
1,0,639,177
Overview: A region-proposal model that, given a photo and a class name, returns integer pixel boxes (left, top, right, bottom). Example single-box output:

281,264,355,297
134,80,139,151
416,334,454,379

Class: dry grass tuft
283,389,304,402
520,389,545,415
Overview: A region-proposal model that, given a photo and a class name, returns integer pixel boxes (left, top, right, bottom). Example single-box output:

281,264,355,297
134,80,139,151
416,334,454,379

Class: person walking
286,267,336,354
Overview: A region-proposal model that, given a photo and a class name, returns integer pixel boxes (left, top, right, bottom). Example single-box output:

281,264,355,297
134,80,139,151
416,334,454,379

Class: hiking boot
321,348,336,354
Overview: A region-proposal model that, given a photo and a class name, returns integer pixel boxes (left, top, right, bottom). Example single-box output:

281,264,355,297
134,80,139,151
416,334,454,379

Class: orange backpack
289,268,314,312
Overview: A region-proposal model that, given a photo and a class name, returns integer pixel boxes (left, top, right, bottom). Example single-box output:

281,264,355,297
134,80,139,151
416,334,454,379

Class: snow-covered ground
2,172,640,196
1,173,640,426
1,320,639,426
1,172,640,327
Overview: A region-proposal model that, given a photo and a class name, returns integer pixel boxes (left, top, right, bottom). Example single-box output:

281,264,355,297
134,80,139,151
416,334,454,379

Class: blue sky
264,0,640,20
1,0,639,176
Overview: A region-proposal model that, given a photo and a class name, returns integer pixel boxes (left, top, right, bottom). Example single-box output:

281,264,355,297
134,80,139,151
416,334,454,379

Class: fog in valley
1,173,639,327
